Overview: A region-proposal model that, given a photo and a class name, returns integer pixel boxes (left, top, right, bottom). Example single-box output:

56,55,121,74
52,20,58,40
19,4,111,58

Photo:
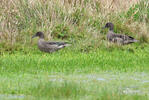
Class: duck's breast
38,39,50,52
107,31,114,41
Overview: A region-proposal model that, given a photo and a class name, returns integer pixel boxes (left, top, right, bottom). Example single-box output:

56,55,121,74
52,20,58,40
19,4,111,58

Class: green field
0,44,149,100
0,0,149,99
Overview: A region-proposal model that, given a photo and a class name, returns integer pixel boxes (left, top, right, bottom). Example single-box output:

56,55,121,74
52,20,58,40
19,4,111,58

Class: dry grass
0,0,148,51
100,0,140,11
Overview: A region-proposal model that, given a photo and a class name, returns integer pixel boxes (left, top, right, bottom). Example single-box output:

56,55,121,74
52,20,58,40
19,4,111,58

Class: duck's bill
32,35,36,38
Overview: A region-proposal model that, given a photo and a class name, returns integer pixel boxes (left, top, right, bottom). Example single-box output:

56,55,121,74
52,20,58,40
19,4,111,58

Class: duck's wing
46,41,68,45
45,41,71,49
114,34,138,44
114,34,134,40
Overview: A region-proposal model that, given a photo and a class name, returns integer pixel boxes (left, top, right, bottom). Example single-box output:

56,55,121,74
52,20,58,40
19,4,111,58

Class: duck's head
103,22,114,31
32,32,44,39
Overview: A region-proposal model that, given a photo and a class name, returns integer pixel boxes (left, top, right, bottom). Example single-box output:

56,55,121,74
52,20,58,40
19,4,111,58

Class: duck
32,32,71,53
103,22,138,45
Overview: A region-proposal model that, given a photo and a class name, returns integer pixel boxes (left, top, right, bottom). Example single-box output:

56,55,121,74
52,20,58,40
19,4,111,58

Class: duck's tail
133,39,139,42
124,39,139,44
57,43,71,49
131,39,139,43
64,43,71,47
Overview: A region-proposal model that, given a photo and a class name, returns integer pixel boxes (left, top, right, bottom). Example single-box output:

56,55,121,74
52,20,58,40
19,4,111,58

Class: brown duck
103,22,138,45
32,32,71,53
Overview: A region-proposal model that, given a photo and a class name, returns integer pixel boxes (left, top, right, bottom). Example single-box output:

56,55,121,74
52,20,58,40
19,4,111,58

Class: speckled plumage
103,22,138,45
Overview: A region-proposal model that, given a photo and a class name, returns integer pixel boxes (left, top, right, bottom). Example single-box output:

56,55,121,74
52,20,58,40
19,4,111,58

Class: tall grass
0,0,149,52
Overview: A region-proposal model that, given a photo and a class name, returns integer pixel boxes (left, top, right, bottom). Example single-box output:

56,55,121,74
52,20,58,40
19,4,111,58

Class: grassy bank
0,0,149,52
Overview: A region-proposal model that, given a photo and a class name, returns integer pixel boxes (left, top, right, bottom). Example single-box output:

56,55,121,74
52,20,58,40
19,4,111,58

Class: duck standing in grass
32,32,71,53
103,22,139,45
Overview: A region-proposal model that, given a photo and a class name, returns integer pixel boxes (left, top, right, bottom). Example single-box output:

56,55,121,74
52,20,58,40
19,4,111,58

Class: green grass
1,44,149,74
0,44,149,99
0,0,149,99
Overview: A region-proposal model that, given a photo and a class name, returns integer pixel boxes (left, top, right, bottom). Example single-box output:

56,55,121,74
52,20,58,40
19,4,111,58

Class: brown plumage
32,32,71,53
103,22,138,45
